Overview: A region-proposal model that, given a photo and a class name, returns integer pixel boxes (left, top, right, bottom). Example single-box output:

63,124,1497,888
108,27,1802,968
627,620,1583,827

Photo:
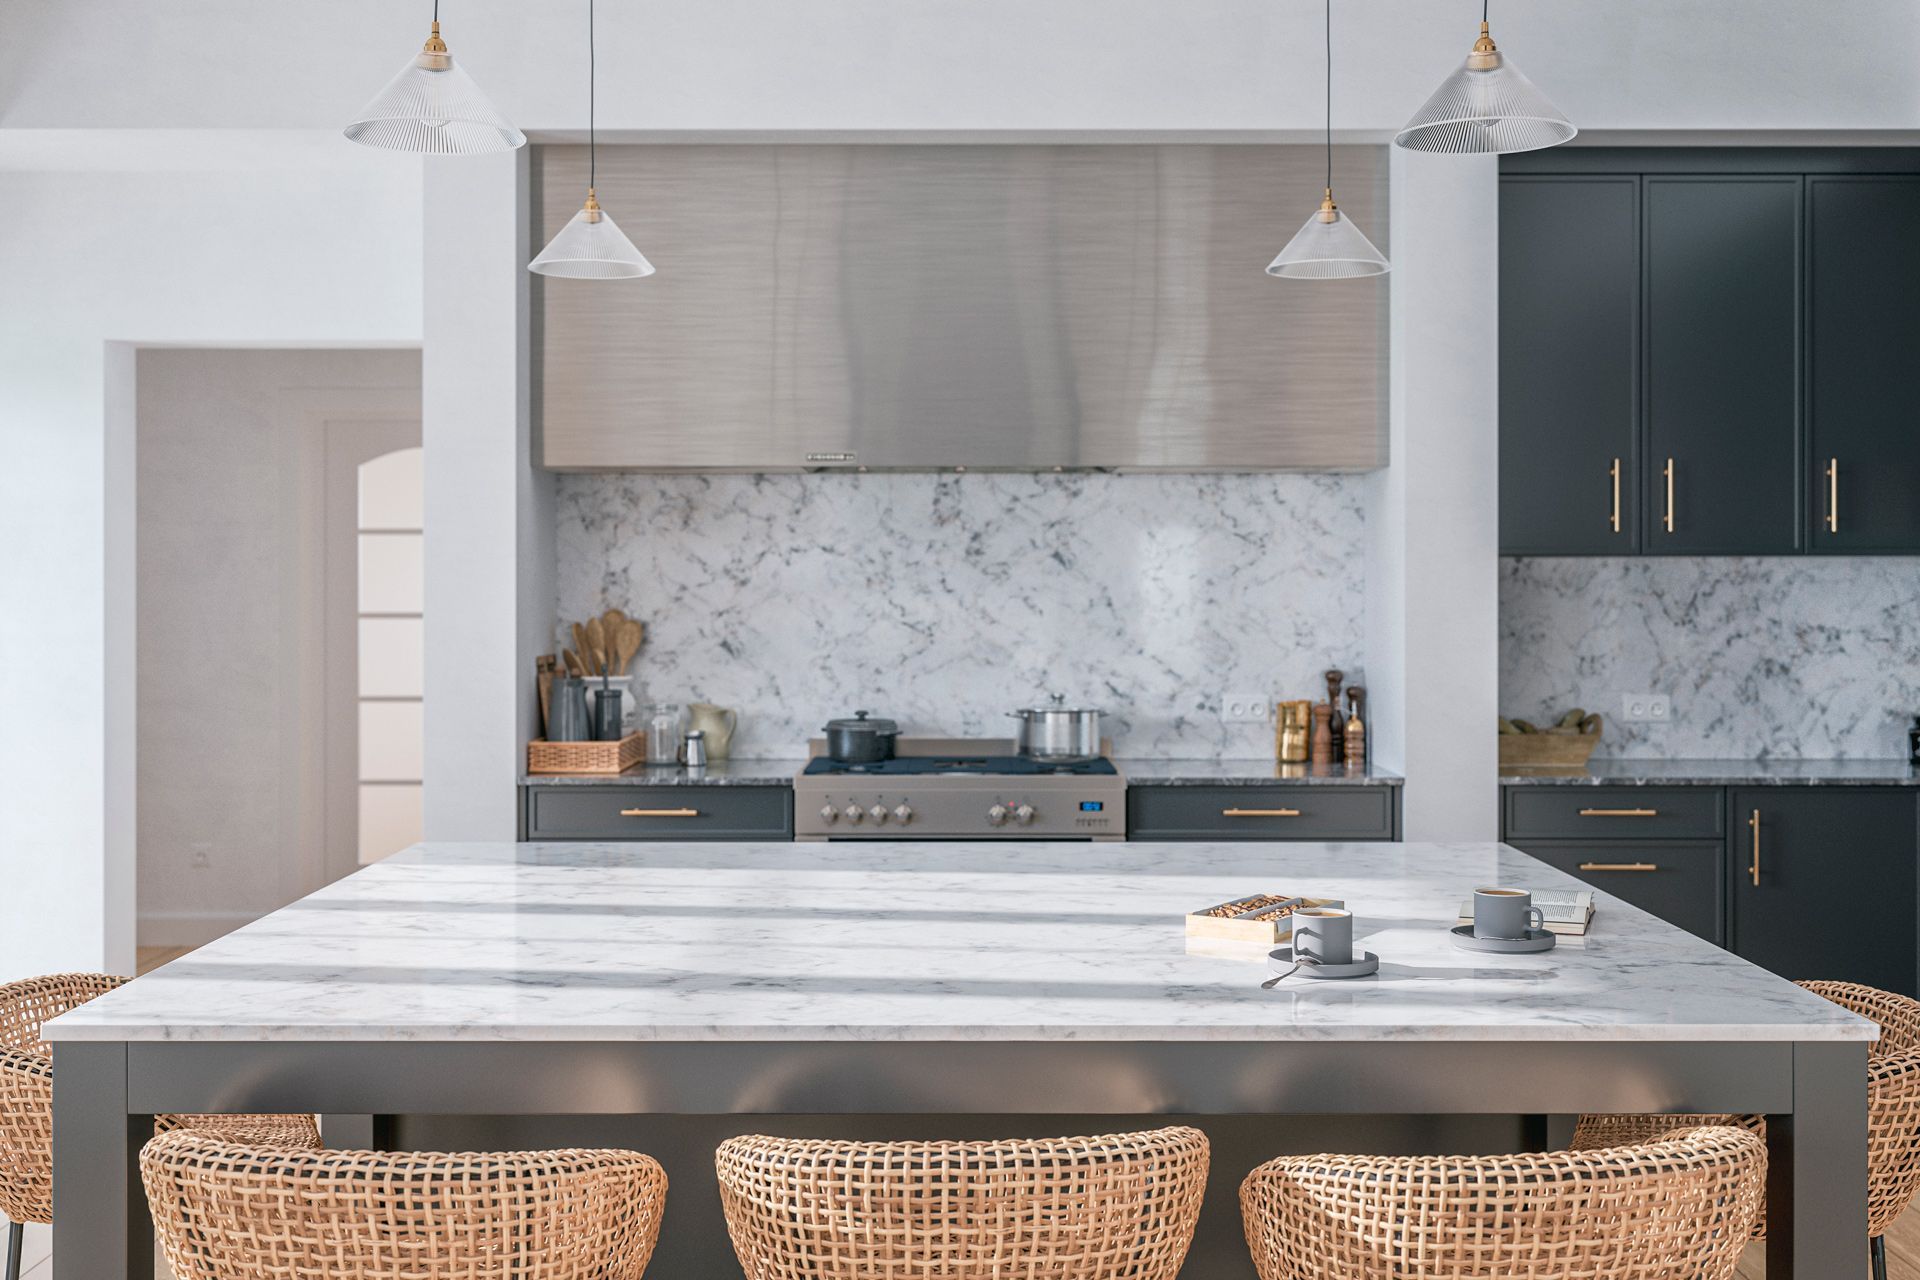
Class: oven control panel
794,780,1125,840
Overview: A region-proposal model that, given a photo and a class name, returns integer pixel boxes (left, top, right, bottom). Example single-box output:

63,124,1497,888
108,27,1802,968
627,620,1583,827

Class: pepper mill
1310,702,1335,766
1343,686,1368,768
1323,669,1347,759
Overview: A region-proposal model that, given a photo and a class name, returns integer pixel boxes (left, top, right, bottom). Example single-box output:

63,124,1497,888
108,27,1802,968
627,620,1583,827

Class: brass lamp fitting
416,21,452,71
1467,21,1503,71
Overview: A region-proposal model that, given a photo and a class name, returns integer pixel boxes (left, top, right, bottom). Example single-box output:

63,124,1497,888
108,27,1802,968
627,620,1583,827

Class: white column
1367,148,1501,841
422,149,552,840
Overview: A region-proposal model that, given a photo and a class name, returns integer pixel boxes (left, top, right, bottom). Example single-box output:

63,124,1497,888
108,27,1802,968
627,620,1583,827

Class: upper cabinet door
1809,177,1920,553
1644,177,1803,554
1499,177,1640,555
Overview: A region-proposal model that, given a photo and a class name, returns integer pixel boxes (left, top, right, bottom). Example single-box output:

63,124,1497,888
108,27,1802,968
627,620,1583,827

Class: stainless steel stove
793,738,1126,840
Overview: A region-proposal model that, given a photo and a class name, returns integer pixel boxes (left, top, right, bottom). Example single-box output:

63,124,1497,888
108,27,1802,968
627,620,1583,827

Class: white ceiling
1,1,1915,137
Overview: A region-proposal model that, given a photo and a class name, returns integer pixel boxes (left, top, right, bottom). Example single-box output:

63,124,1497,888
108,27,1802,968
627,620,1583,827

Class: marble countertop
526,759,1402,787
1119,759,1401,786
1501,758,1920,786
523,759,811,786
46,841,1868,1045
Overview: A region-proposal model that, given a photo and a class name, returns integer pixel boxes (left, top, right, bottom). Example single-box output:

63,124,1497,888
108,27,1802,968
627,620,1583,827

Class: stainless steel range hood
535,142,1387,472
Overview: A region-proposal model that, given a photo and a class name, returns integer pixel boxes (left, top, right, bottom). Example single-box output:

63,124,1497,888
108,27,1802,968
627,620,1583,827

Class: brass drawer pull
1577,807,1659,817
1663,457,1676,533
1609,457,1622,533
1222,808,1302,818
1579,861,1658,872
1826,457,1839,534
1749,809,1761,887
620,807,701,818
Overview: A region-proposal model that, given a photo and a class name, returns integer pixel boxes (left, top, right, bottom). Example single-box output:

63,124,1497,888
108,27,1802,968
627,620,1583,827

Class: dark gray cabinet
1643,176,1803,554
1499,149,1920,557
1127,786,1400,842
1514,840,1724,945
1499,177,1640,555
524,785,793,841
1728,788,1918,997
1808,177,1920,553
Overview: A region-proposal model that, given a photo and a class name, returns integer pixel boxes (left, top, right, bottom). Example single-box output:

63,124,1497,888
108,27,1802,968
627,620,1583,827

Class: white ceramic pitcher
686,703,739,760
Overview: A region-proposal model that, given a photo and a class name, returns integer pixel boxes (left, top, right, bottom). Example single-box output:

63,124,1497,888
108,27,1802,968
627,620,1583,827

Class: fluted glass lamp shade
1395,24,1575,155
344,23,525,155
1267,195,1390,280
530,193,655,279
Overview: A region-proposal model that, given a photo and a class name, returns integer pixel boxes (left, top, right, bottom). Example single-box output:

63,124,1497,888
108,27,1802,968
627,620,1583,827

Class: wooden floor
122,940,1920,1277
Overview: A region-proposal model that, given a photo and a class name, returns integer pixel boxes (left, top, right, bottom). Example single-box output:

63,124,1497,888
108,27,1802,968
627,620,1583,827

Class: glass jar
646,703,684,765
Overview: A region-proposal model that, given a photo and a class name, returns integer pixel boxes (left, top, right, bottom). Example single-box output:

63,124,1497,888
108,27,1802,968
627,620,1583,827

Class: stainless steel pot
1010,695,1102,761
823,710,899,763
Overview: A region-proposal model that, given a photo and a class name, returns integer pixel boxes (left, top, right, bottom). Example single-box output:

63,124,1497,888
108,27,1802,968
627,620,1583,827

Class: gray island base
46,841,1870,1279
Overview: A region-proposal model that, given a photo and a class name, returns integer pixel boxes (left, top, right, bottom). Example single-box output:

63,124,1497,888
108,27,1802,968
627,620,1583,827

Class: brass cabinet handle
1663,457,1676,533
1222,808,1301,818
1578,807,1659,817
1579,861,1659,872
620,807,701,818
1609,457,1622,533
1749,809,1761,887
1826,457,1839,534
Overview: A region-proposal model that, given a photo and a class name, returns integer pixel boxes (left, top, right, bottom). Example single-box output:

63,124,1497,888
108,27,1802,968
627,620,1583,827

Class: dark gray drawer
525,786,792,841
1512,839,1724,946
1128,786,1398,841
1504,787,1722,840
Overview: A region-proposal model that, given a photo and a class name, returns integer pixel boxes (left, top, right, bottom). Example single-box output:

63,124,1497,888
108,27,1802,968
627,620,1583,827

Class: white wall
3,2,1917,135
1368,149,1501,840
0,132,420,979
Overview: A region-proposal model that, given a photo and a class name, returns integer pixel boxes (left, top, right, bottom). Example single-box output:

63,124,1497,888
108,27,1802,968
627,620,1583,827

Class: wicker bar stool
1241,1125,1766,1280
0,973,319,1280
141,1131,667,1280
1570,980,1920,1280
716,1127,1209,1280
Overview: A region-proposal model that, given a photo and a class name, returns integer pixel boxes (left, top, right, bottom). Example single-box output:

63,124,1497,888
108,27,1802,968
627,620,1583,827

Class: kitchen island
47,840,1870,1279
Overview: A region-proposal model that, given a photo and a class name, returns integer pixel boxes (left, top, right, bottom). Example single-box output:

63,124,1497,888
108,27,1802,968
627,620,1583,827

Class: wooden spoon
617,620,644,673
585,617,607,676
562,648,584,677
571,623,596,675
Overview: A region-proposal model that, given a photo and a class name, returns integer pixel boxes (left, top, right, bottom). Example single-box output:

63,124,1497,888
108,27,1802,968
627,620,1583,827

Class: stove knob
869,803,889,824
844,804,865,825
1013,803,1036,825
819,804,839,824
893,804,914,825
987,804,1009,826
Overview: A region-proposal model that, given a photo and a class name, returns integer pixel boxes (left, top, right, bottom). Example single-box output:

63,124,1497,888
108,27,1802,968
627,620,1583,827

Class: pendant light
530,0,654,279
344,2,525,155
1267,0,1389,280
1395,0,1576,155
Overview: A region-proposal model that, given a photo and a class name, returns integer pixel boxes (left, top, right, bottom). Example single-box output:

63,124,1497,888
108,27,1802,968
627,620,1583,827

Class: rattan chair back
0,972,320,1227
1241,1126,1765,1280
141,1131,667,1280
716,1127,1209,1280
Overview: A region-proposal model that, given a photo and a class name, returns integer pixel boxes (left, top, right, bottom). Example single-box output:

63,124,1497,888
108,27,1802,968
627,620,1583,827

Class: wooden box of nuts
1185,893,1346,945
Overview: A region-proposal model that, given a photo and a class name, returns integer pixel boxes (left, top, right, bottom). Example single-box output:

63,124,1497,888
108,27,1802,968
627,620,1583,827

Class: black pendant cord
589,0,597,191
1483,0,1490,24
433,0,439,24
1324,0,1332,195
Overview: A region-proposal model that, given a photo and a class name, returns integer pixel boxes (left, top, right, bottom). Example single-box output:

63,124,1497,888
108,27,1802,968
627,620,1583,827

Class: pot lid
824,710,898,734
1015,694,1101,715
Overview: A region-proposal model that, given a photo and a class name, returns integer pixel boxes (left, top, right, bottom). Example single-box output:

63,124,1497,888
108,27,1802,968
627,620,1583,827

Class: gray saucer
1450,923,1557,954
1268,948,1381,980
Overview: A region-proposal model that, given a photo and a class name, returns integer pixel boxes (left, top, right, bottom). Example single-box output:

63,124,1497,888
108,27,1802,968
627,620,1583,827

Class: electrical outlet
1223,692,1271,723
1620,693,1672,724
190,842,212,870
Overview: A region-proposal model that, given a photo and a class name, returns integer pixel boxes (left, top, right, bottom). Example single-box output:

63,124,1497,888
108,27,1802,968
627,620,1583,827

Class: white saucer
1267,948,1381,980
1450,924,1557,954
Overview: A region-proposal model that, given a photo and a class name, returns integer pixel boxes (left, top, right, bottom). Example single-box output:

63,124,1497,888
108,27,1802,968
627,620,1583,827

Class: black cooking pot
823,710,899,763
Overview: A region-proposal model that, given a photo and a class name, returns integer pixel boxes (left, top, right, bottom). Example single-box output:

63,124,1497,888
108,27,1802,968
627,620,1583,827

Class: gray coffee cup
1292,908,1354,966
1474,887,1545,940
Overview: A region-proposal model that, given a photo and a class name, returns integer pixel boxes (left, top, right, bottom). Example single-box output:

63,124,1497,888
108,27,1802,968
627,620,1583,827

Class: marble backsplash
1501,557,1920,759
556,472,1366,758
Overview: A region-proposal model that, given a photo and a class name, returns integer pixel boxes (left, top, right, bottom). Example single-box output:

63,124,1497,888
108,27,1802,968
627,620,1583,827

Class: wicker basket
527,733,647,775
1499,717,1603,769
